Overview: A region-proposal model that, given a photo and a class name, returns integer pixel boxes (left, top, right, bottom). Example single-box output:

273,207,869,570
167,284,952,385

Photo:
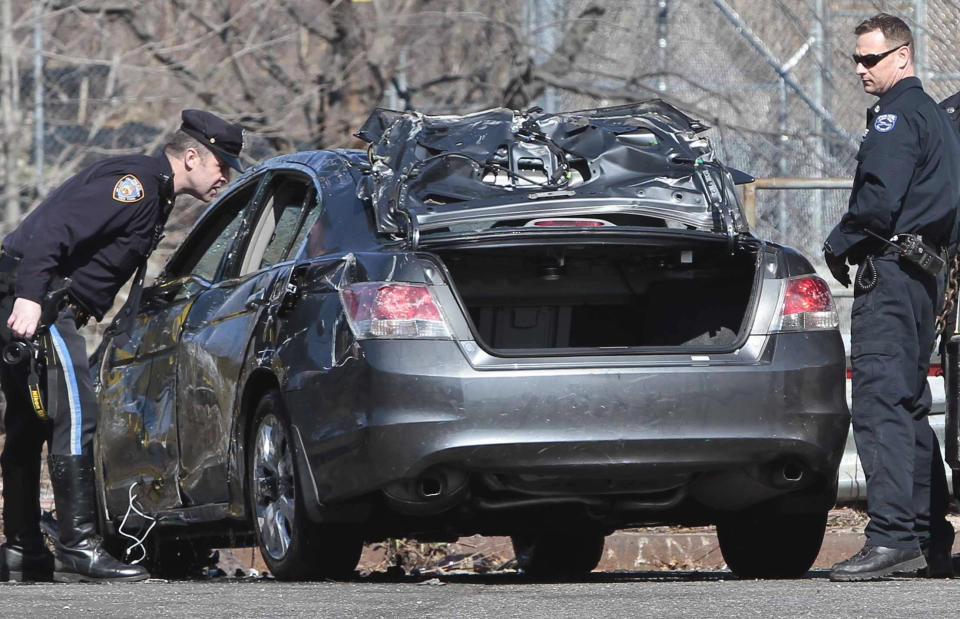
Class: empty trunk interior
433,241,759,351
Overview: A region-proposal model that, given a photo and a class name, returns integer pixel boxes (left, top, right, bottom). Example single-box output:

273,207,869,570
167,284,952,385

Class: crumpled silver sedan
91,101,849,581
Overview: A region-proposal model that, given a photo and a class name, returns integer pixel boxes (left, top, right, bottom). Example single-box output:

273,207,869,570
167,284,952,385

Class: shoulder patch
874,113,898,133
113,174,144,203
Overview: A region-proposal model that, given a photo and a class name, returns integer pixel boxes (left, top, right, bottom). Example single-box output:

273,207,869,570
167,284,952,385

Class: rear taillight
770,275,839,332
340,282,451,339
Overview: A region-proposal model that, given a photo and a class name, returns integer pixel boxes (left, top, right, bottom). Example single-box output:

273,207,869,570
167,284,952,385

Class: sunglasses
852,43,908,68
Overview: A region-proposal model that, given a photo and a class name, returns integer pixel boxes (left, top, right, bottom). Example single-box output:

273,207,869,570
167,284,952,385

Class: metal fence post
33,0,43,198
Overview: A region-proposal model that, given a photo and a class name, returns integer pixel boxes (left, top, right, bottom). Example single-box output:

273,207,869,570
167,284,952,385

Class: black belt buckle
895,234,945,277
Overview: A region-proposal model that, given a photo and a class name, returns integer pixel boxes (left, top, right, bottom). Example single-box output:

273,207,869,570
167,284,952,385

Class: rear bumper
285,330,849,512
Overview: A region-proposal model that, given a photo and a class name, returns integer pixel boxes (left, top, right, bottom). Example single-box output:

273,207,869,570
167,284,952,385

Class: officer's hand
8,298,42,340
824,245,851,287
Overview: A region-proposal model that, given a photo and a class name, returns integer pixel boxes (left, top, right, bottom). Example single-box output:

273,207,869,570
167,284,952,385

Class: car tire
717,507,827,579
248,390,362,581
511,530,605,578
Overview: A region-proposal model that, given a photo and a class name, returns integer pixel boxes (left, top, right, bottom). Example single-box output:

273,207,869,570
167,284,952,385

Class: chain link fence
551,0,959,270
1,0,958,264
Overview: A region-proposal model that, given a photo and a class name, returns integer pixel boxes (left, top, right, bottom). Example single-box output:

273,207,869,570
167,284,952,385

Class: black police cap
179,109,244,172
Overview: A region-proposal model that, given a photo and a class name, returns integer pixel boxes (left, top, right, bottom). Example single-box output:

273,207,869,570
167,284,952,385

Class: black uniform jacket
826,77,960,260
940,90,960,134
2,154,174,320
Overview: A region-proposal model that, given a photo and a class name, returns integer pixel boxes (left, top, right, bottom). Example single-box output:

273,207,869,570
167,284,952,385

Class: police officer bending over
824,14,960,581
0,110,244,582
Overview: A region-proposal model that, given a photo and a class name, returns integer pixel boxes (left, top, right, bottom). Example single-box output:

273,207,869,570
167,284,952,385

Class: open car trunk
433,239,761,353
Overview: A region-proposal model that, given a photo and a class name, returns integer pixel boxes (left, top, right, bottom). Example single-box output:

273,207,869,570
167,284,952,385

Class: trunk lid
356,100,748,245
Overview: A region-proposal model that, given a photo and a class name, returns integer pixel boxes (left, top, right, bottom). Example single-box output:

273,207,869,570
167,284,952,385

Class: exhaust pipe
383,467,468,515
418,474,444,498
780,460,805,483
768,458,806,487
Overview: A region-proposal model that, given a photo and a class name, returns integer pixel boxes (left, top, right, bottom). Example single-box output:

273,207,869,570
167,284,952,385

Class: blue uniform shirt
826,77,960,260
2,154,174,320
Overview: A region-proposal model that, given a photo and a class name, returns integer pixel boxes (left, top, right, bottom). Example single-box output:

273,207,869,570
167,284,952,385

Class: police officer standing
824,14,960,581
0,109,244,582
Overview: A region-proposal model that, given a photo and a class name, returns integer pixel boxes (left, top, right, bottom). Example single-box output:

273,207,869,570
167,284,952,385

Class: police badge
873,113,898,133
113,174,144,203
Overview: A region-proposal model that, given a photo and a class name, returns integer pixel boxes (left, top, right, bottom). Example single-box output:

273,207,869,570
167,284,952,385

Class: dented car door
175,171,318,506
175,269,282,504
96,281,198,516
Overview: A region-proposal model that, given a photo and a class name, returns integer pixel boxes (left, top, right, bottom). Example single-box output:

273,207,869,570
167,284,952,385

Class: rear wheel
248,390,362,581
717,507,827,579
511,530,605,578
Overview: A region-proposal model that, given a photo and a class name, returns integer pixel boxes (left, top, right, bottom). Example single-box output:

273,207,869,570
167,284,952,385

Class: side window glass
289,196,323,258
193,215,244,281
240,174,316,275
166,180,259,282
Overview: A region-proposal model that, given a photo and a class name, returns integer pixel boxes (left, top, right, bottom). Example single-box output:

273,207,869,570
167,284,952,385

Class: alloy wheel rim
253,413,296,561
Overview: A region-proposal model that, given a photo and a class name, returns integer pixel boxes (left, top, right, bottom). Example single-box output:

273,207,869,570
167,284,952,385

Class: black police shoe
830,545,927,581
0,541,54,582
52,537,150,583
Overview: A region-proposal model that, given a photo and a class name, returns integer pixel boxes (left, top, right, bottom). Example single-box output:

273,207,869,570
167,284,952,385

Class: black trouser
1,305,98,543
851,253,945,549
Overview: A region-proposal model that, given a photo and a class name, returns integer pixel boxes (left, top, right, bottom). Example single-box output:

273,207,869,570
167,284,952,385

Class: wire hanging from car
117,481,158,565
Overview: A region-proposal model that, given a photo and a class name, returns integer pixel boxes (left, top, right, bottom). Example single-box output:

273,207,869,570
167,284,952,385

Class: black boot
2,452,52,581
830,544,927,582
0,535,53,582
48,454,149,583
921,521,955,578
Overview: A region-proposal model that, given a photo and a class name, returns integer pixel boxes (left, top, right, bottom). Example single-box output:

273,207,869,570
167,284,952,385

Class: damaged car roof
355,100,746,238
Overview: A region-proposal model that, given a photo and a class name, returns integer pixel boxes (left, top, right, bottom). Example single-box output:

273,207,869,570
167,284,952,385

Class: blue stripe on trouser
47,325,83,455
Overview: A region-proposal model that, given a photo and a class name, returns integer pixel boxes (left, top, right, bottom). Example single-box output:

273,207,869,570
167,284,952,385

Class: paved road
2,570,960,618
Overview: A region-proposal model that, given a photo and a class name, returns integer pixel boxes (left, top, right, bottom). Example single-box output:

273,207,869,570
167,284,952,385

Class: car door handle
245,289,267,309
